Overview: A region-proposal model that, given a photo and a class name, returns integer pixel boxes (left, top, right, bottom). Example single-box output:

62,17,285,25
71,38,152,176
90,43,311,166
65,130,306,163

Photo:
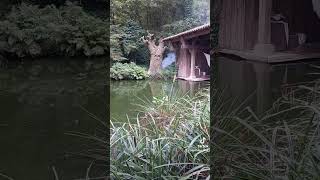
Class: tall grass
73,79,320,179
212,82,320,179
0,173,13,180
110,85,210,179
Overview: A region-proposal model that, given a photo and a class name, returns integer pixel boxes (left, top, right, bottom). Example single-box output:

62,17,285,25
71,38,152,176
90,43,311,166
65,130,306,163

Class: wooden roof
163,23,210,42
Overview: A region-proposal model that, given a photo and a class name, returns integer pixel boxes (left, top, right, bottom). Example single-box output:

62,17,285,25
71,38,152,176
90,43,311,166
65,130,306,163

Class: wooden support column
254,0,275,55
189,48,196,79
189,40,197,79
178,37,189,78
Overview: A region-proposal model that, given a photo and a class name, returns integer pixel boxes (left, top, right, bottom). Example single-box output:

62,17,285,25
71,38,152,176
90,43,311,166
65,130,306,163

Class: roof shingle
163,23,210,41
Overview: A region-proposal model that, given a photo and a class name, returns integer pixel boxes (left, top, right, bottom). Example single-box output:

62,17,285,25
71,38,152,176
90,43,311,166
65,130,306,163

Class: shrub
0,2,109,58
110,62,148,80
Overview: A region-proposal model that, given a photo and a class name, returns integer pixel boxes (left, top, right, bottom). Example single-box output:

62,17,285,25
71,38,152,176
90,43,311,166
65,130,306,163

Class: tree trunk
141,32,166,77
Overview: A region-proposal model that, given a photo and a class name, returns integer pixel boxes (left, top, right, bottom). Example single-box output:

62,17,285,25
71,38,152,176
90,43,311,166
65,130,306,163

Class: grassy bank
110,80,320,179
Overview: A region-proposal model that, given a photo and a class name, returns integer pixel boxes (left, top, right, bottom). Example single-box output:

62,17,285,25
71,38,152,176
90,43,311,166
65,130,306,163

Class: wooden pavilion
163,24,210,82
216,0,320,113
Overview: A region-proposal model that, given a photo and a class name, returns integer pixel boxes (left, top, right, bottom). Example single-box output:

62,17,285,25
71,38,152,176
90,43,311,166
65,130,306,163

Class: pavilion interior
218,0,320,63
187,34,210,78
182,34,210,80
271,0,320,54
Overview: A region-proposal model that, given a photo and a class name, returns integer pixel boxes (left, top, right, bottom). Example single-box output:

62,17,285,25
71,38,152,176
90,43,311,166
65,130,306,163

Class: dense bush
0,2,109,58
110,62,148,80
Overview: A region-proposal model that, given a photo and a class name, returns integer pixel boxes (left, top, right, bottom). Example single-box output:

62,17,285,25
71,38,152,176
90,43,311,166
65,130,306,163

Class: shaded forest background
0,0,209,60
110,0,210,65
0,0,210,80
0,0,109,59
110,0,209,80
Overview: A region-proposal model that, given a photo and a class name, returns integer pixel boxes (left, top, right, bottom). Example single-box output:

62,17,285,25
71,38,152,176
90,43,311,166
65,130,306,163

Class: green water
0,58,209,179
0,59,107,179
110,79,210,122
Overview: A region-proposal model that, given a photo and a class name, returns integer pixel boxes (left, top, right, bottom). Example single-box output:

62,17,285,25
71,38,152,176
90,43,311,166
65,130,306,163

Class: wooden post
178,37,188,78
254,0,275,55
189,48,196,79
189,40,197,79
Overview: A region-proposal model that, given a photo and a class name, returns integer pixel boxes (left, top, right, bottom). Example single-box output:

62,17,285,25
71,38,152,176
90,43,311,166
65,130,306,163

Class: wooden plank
218,0,259,50
238,0,246,50
219,48,320,63
224,0,230,49
228,0,234,49
222,0,227,48
244,0,259,50
231,0,237,49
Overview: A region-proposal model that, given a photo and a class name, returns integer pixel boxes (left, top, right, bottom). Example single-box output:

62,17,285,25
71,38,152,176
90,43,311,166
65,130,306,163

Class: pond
110,79,210,122
0,59,107,179
0,58,210,179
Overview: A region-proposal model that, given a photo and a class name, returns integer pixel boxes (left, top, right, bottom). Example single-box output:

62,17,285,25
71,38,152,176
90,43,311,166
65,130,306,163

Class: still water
0,59,106,179
0,58,209,179
110,79,210,122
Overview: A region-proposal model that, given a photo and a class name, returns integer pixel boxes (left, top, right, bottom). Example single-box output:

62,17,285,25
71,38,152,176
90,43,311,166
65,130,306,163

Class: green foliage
212,84,320,179
159,64,177,80
111,0,190,31
160,0,210,37
110,62,148,80
111,88,210,179
110,21,149,64
184,0,193,17
110,0,210,69
0,2,109,58
193,0,210,24
160,17,204,37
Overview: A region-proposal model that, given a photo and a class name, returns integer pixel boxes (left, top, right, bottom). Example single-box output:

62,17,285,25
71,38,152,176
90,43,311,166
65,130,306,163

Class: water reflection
0,60,106,179
110,79,209,122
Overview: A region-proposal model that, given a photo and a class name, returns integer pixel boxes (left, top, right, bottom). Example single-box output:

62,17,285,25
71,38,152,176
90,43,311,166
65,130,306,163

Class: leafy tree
110,0,210,75
110,0,193,32
110,20,148,64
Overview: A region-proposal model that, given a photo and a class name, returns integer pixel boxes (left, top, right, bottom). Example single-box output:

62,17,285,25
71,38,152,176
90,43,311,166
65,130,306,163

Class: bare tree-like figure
141,31,166,77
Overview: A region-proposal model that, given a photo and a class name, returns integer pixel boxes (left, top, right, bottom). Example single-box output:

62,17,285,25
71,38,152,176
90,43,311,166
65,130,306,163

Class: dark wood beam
167,29,210,43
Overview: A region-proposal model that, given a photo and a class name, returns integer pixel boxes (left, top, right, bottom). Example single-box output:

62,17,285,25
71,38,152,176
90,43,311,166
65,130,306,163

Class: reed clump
212,83,320,179
110,88,210,179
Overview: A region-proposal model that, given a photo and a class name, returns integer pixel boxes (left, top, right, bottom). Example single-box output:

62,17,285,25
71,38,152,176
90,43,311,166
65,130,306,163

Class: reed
212,83,320,179
110,87,210,179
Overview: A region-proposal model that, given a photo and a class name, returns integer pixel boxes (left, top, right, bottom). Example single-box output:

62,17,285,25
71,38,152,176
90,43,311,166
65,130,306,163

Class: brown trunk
141,32,166,77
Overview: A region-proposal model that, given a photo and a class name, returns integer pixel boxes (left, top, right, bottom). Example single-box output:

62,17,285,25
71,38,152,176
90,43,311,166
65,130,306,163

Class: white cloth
313,0,320,19
204,53,210,67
